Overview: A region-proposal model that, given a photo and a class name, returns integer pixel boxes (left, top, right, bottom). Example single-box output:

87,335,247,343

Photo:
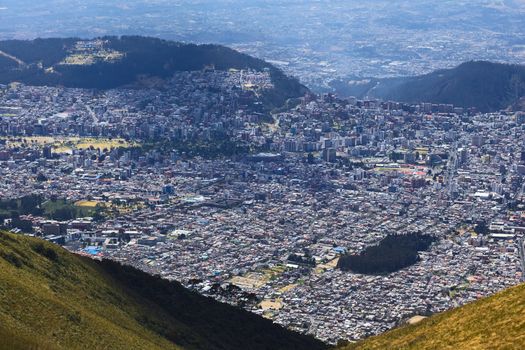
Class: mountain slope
340,282,525,350
379,61,525,112
0,231,326,350
0,36,307,108
332,61,525,112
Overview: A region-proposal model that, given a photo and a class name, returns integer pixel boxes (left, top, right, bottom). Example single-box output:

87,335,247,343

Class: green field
1,136,137,154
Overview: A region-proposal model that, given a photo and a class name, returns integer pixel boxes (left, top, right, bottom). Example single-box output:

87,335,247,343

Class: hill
339,282,525,350
0,36,307,108
331,61,525,112
0,231,326,350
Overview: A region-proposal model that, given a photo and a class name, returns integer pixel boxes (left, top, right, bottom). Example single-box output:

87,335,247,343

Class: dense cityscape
1,64,524,344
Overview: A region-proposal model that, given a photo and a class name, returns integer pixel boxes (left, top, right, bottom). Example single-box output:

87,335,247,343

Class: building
322,148,337,163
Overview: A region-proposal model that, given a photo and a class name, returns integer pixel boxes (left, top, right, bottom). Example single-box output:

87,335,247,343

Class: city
2,1,525,90
1,65,524,344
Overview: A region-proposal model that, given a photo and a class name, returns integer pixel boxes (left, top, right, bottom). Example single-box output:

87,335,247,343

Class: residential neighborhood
0,70,524,343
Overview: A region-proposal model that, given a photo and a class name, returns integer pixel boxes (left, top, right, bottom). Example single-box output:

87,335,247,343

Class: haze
1,0,525,88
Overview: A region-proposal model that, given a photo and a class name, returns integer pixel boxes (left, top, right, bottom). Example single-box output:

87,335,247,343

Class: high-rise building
322,148,337,163
42,145,53,159
472,135,485,147
284,139,298,152
458,148,468,165
520,149,525,163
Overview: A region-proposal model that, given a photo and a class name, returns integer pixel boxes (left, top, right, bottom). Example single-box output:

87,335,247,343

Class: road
519,236,525,282
0,50,25,66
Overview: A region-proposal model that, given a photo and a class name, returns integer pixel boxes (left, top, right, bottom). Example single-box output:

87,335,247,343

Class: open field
259,298,283,311
229,273,268,290
278,283,298,294
61,50,124,66
42,199,96,219
1,136,137,153
229,265,287,290
314,257,340,275
74,200,102,208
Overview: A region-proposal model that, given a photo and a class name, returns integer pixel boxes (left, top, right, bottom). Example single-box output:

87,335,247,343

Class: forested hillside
0,36,307,108
332,61,525,112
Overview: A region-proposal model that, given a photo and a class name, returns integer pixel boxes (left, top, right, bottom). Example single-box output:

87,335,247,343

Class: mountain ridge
330,61,525,112
0,36,308,108
0,231,326,350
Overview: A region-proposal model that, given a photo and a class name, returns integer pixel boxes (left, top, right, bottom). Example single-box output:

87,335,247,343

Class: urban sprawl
1,68,524,344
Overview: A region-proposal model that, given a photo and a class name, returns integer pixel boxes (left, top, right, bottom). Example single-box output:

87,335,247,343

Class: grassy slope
0,232,181,350
0,231,326,350
342,283,525,350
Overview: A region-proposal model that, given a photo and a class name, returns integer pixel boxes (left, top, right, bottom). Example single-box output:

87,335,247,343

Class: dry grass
74,201,101,208
343,283,525,350
1,136,136,153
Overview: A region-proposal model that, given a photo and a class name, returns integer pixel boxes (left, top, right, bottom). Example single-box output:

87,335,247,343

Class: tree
52,207,76,221
337,233,436,274
37,173,48,182
92,205,105,222
11,218,33,233
474,221,489,235
307,153,315,164
20,195,42,215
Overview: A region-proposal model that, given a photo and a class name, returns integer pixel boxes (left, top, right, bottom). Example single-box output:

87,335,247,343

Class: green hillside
377,61,525,112
340,282,525,350
0,231,326,350
0,36,307,108
331,61,525,112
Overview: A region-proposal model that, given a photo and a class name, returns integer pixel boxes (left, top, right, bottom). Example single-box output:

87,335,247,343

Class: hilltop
0,231,326,350
0,36,307,108
331,61,525,112
339,282,525,349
